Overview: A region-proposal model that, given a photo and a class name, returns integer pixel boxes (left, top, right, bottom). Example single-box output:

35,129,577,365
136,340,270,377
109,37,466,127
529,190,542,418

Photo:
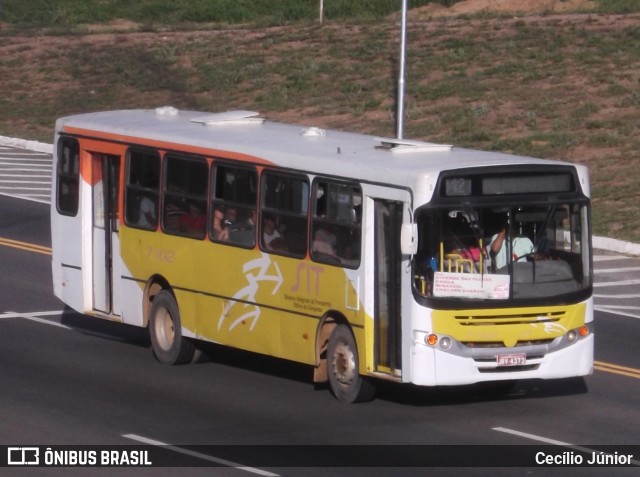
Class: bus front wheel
149,290,195,365
327,325,375,403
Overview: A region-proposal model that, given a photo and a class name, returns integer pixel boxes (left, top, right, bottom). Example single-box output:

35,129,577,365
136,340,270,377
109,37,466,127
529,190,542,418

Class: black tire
149,290,195,365
327,324,376,403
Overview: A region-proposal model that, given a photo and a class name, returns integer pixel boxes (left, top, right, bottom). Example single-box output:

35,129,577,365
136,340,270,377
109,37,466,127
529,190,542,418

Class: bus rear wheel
149,290,195,365
327,325,375,403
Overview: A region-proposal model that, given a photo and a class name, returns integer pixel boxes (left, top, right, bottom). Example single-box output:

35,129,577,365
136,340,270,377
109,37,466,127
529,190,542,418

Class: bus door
91,153,121,316
368,195,406,377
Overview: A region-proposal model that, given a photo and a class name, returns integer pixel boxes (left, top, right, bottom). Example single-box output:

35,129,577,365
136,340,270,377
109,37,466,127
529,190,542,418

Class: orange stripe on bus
63,126,274,166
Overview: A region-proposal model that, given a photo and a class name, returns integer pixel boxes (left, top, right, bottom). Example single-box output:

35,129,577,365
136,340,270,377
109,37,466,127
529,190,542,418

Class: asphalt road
0,195,639,477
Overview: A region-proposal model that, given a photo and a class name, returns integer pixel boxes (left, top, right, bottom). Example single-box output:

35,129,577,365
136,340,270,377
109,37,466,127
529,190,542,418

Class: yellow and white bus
51,107,593,402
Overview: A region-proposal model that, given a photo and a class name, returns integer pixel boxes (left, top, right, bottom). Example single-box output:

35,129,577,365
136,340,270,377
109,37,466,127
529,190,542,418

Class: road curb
593,236,640,257
1,135,638,256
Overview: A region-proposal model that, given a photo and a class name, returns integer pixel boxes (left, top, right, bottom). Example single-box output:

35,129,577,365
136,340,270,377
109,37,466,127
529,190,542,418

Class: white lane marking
2,186,51,191
594,307,640,320
0,310,71,330
0,310,63,318
593,255,626,262
0,193,50,204
0,155,51,160
493,427,572,446
594,279,640,287
595,294,640,299
594,305,640,310
492,427,640,466
123,434,279,477
594,267,640,274
2,310,139,341
1,311,70,329
0,170,51,175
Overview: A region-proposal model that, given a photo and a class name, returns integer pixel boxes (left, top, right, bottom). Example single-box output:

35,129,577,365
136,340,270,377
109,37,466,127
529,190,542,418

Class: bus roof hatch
375,136,452,153
191,110,264,125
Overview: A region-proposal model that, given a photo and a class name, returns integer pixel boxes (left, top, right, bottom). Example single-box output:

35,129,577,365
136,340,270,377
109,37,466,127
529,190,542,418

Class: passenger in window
269,236,289,252
164,197,185,231
229,208,256,246
225,207,237,228
262,213,282,249
487,221,534,271
211,205,229,241
179,202,206,236
138,193,157,228
343,228,361,262
312,227,337,256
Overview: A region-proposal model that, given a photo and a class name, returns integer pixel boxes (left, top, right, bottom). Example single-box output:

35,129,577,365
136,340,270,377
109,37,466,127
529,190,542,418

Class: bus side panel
51,214,85,313
118,258,145,328
120,228,364,366
191,250,359,365
118,227,165,328
51,179,91,314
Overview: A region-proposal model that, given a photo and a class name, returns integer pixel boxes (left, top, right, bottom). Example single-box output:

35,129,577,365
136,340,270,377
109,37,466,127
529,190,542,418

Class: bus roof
56,107,572,186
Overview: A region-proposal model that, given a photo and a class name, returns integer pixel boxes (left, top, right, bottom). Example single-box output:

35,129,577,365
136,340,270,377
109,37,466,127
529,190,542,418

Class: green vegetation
1,0,637,28
0,0,440,27
0,0,639,243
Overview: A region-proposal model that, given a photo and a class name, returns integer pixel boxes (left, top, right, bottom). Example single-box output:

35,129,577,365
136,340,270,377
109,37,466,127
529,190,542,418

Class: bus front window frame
413,200,592,305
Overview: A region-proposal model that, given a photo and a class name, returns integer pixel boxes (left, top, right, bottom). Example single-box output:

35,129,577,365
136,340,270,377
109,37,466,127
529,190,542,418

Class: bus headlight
439,337,452,350
567,325,590,343
424,334,453,350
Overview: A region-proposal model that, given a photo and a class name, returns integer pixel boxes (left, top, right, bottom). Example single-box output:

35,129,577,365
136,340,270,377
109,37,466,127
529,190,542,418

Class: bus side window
311,179,362,268
56,137,80,216
260,171,309,257
162,154,208,239
124,149,160,230
210,164,258,248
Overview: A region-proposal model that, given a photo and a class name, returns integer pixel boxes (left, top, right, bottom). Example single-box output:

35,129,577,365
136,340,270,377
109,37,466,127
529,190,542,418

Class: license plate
496,353,526,367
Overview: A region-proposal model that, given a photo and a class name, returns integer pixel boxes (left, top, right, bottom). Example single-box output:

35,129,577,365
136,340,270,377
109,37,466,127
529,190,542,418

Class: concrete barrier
593,236,640,257
0,135,53,154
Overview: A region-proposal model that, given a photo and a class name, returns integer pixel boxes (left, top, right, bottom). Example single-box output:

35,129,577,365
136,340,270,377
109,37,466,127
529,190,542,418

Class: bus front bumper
410,333,594,386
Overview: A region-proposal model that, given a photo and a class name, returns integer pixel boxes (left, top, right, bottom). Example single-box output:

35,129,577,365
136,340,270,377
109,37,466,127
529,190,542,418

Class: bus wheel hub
333,343,356,386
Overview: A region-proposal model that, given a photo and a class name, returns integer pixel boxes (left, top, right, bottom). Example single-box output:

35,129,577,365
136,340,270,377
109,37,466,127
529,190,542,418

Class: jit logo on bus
291,262,324,295
218,253,283,332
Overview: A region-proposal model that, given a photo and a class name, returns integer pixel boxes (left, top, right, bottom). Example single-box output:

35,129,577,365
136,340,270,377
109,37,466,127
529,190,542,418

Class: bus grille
462,339,554,349
454,310,565,326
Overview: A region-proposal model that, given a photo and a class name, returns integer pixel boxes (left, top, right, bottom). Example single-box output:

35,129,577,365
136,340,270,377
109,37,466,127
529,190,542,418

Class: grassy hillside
0,0,639,242
0,0,442,26
1,0,636,27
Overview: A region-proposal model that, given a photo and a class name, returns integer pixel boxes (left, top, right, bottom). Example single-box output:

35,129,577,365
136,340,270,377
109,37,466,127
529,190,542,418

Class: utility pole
396,0,408,139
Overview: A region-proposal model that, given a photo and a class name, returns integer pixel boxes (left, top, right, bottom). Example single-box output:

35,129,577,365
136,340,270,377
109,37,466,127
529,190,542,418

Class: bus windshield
413,202,591,302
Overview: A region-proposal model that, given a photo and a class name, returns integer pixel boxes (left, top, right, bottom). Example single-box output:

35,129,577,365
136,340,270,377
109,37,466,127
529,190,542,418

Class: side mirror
401,223,418,256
